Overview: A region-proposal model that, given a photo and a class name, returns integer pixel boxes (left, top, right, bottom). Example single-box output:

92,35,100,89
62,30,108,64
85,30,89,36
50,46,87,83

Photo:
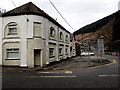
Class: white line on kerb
99,75,119,77
31,76,76,78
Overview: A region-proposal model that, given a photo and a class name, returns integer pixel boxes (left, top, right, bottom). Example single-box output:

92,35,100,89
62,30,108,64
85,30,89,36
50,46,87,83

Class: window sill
33,36,42,38
49,38,57,41
59,54,63,56
5,58,20,60
50,36,55,38
49,56,55,58
4,37,20,39
8,33,17,35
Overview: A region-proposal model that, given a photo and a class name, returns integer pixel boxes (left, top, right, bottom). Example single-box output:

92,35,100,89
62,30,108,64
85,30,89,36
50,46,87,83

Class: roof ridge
3,2,35,15
2,2,70,34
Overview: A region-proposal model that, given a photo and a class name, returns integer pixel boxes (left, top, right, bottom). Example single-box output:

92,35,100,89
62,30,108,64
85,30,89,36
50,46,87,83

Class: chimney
2,9,6,13
0,8,6,14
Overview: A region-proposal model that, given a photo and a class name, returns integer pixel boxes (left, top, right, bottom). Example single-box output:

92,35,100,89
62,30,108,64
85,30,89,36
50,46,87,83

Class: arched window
7,22,18,34
60,32,63,40
50,27,55,37
4,22,19,38
66,35,68,42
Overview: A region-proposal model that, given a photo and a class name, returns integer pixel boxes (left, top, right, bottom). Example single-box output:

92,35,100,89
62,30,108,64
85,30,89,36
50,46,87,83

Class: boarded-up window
33,22,41,37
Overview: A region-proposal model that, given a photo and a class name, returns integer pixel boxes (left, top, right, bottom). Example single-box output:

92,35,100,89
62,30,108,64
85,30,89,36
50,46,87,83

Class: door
34,49,41,67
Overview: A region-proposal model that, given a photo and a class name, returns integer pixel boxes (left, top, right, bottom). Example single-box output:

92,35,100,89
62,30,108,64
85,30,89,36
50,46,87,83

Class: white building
0,2,76,68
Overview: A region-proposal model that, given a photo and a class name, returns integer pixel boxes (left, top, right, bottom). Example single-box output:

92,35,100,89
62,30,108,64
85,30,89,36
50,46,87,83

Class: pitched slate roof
2,2,70,34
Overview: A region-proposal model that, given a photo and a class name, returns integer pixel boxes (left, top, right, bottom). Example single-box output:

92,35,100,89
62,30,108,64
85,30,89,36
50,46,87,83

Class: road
2,55,120,88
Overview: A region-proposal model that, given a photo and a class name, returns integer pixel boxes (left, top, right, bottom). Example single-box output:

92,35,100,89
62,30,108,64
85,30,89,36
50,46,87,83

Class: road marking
37,72,60,74
99,75,119,77
30,76,76,78
37,71,73,74
1,59,117,73
65,71,72,74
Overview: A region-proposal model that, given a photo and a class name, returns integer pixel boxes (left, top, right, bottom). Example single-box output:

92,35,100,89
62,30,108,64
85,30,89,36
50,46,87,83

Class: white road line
37,71,73,74
99,75,119,77
30,76,76,78
65,71,72,74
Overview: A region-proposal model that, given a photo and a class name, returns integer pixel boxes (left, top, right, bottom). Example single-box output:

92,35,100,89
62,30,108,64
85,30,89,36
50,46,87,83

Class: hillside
74,10,120,52
73,11,120,36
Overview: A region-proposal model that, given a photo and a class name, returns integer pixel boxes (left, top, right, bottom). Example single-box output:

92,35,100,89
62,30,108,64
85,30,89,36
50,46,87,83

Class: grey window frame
49,48,55,58
6,48,19,60
50,27,55,37
59,48,63,56
8,25,17,35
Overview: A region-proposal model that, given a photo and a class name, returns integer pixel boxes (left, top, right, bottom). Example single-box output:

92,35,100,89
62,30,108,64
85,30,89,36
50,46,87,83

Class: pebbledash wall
0,14,76,68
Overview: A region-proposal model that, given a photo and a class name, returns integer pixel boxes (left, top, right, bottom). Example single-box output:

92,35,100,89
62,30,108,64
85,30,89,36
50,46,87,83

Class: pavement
1,56,114,72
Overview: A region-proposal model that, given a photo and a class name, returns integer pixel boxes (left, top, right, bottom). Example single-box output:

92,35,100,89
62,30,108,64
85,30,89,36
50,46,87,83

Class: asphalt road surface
2,55,120,89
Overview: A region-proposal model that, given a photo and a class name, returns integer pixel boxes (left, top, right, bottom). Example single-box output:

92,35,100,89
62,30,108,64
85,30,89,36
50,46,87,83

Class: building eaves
2,2,70,34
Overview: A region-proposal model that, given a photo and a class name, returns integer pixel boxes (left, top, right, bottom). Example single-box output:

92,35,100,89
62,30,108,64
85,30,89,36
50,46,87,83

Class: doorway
34,49,41,67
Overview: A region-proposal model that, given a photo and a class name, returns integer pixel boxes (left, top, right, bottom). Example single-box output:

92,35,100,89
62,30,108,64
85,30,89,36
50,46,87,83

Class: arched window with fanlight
50,27,55,38
4,22,19,38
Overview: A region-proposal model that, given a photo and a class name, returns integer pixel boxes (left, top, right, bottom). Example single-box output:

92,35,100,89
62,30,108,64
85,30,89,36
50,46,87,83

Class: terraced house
0,2,76,68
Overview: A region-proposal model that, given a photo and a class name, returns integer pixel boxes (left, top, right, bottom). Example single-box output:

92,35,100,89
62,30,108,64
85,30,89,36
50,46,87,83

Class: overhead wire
10,0,17,7
49,0,75,31
10,0,29,21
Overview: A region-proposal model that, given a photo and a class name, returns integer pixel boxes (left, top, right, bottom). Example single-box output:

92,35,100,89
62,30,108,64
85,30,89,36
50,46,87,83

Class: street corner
33,56,117,72
1,56,117,73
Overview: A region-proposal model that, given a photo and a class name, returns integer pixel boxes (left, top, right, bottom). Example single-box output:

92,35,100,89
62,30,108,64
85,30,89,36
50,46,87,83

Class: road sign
97,39,104,55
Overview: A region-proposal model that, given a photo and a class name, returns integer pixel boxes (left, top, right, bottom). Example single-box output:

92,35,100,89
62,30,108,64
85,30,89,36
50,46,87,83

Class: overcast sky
0,0,120,33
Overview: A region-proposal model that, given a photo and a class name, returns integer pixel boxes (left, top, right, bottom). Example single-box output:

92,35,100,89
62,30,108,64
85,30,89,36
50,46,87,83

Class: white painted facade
0,17,2,65
0,14,76,68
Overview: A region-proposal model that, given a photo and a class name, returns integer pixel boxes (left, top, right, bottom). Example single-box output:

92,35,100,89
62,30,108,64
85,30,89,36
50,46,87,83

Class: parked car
81,52,95,56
